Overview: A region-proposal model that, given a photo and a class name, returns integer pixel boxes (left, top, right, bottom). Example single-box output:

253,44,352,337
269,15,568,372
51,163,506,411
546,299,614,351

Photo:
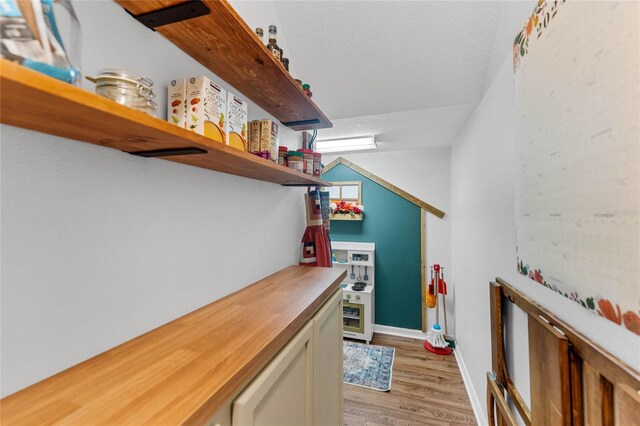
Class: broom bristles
426,324,448,348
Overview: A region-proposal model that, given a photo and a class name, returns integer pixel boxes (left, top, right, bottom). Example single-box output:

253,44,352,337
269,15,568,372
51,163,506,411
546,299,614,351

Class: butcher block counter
0,265,347,425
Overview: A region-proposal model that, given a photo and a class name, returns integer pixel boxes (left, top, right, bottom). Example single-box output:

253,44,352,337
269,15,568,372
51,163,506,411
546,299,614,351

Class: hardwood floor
344,334,477,426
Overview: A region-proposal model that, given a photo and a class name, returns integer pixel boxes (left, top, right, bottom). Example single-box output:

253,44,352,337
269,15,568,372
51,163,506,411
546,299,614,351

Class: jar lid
90,69,154,88
313,152,321,158
86,69,156,100
302,83,310,89
298,149,313,154
279,146,289,152
288,151,303,157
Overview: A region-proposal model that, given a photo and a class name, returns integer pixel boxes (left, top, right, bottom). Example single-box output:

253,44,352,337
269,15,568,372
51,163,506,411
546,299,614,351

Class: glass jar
297,149,314,175
287,151,304,173
278,146,289,166
87,69,158,117
313,152,322,177
302,83,312,98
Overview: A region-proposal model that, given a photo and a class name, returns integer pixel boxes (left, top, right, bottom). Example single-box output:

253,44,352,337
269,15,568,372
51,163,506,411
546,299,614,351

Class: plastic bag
0,0,81,84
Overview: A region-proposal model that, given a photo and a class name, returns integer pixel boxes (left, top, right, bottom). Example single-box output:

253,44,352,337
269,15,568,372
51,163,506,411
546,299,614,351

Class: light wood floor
344,334,477,426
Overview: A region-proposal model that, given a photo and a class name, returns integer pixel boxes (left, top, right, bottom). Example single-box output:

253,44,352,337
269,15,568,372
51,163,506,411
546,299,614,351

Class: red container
278,146,288,167
297,149,314,175
313,152,322,177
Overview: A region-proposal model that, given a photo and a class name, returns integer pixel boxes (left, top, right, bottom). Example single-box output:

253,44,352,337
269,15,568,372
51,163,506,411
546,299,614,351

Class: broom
424,264,452,355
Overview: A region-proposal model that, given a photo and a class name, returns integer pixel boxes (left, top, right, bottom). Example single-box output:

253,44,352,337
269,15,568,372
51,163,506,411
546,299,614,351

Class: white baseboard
373,324,429,340
454,344,486,426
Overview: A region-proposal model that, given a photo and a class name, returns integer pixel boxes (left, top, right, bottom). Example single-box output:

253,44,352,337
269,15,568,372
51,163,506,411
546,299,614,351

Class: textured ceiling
274,1,501,120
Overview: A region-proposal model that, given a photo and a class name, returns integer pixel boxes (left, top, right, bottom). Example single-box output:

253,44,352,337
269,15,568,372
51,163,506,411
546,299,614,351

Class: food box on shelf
167,78,186,128
249,120,261,155
260,119,279,162
187,75,226,144
226,92,248,151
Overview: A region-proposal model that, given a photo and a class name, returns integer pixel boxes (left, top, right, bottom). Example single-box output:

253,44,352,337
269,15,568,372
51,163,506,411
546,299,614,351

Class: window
326,181,362,204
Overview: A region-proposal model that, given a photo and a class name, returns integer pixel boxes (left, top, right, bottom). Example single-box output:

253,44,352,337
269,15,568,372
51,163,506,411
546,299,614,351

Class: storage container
298,149,313,175
278,146,288,166
288,151,304,173
87,69,157,117
313,152,322,177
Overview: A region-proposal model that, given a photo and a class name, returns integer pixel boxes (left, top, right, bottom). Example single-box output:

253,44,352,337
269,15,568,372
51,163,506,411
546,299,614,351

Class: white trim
454,344,486,426
373,324,429,340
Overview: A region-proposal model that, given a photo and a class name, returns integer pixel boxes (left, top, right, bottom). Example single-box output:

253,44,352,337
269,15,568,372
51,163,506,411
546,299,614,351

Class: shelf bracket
125,1,210,31
281,119,321,128
129,147,208,158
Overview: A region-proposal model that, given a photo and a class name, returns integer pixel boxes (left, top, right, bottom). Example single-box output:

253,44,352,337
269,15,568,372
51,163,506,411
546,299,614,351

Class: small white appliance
332,241,375,343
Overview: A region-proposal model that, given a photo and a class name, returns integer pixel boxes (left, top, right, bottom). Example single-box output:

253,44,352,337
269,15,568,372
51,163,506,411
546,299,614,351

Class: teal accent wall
323,164,422,330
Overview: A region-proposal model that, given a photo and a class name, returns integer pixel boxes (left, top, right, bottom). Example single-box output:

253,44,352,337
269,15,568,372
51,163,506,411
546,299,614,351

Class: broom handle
442,287,448,335
435,269,440,326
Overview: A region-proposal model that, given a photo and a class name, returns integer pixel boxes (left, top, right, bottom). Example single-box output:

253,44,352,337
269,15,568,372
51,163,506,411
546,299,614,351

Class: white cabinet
313,290,344,426
228,289,343,426
233,322,313,426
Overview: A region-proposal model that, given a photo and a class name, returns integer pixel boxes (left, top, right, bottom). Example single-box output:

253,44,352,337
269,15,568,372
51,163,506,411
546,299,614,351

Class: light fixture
315,136,377,154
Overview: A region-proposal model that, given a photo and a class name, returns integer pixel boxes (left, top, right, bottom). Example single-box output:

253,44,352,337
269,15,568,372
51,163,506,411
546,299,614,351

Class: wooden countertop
0,266,346,425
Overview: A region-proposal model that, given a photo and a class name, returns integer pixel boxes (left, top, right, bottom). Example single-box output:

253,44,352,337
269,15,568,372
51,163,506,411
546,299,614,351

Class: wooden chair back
487,279,640,426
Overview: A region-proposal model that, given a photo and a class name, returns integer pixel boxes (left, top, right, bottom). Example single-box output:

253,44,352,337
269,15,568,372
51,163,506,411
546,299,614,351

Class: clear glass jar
87,69,157,117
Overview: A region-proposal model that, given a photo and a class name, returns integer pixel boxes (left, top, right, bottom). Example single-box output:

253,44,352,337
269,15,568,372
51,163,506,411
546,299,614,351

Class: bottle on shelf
282,58,289,72
302,83,312,98
279,47,284,62
267,25,281,60
255,27,264,43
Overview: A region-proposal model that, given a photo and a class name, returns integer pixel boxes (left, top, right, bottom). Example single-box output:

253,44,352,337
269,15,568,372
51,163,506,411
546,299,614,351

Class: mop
424,264,453,355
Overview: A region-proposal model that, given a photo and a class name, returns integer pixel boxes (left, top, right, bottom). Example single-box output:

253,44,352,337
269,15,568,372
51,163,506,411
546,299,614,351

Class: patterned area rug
343,341,395,391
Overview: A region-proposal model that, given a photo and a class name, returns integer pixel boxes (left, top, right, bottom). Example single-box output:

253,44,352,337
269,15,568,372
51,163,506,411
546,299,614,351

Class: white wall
0,0,306,397
450,56,527,424
324,149,452,334
451,55,640,426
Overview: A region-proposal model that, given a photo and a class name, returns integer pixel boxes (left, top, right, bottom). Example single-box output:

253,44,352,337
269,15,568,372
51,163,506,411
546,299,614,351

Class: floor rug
343,341,395,391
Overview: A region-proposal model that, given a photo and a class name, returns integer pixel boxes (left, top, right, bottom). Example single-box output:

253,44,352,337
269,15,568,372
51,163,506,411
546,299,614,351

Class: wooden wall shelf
0,59,330,187
116,0,333,132
330,213,363,221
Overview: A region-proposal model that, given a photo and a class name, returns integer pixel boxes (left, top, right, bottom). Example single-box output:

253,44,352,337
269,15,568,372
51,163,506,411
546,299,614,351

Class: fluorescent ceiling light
315,136,377,153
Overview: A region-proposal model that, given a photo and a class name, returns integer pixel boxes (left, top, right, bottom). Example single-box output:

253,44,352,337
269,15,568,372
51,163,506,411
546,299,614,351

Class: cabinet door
233,322,313,426
313,289,344,426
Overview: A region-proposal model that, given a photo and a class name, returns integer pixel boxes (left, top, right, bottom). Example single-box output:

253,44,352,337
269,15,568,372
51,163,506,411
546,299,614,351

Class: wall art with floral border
513,1,640,336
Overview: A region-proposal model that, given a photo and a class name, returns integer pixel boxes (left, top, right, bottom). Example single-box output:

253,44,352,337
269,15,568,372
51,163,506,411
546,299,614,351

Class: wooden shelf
0,59,330,187
330,213,363,221
116,0,333,132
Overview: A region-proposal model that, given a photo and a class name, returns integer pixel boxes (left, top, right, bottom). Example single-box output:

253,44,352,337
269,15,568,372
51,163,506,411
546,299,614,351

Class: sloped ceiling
318,104,476,151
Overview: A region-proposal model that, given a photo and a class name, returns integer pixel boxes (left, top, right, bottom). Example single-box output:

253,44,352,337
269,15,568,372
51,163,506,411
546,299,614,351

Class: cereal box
186,75,227,144
167,78,186,128
226,92,248,151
